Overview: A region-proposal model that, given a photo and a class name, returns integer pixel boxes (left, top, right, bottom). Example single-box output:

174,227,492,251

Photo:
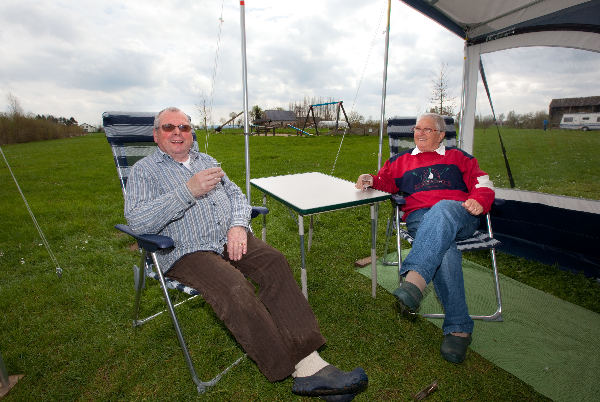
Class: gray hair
154,107,190,129
418,113,446,132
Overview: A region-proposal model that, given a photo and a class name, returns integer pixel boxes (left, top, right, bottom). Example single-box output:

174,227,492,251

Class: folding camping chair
382,116,457,265
381,116,503,321
103,111,268,393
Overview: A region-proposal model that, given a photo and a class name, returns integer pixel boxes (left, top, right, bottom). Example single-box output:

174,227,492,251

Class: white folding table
250,172,391,299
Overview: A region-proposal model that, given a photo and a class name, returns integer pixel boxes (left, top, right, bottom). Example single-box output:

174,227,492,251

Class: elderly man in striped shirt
124,107,367,400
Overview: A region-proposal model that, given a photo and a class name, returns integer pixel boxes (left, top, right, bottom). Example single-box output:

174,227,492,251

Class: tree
229,111,239,127
251,105,263,121
7,92,24,117
429,63,456,116
347,111,364,125
505,110,519,127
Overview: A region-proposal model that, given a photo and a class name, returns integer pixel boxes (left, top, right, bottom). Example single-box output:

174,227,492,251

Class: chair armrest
391,193,407,206
115,224,174,252
251,206,269,219
117,207,267,251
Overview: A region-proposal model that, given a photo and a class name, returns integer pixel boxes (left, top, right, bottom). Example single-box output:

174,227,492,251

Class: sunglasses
412,127,439,134
160,123,192,132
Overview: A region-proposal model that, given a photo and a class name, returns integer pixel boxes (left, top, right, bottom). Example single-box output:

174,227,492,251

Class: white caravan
559,113,600,131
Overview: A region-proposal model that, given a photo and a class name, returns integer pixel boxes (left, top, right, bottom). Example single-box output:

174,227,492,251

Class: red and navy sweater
371,147,495,219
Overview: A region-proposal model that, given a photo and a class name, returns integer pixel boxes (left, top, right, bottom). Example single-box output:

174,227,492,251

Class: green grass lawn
473,127,600,199
0,129,598,400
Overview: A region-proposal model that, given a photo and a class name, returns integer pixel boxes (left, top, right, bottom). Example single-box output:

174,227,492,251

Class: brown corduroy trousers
167,233,326,382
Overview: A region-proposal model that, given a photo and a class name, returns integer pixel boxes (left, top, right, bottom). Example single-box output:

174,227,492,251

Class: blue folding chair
382,116,457,264
382,116,503,321
103,111,268,393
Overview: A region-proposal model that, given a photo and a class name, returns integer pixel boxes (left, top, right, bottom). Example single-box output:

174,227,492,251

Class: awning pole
240,0,251,201
371,0,391,298
377,0,391,171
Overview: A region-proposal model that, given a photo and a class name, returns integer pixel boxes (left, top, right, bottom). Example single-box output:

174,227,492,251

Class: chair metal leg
133,252,201,327
132,252,146,326
150,253,245,394
421,247,503,322
395,205,403,288
421,213,503,322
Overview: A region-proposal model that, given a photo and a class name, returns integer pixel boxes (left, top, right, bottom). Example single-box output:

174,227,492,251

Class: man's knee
428,200,467,222
262,247,291,275
432,199,462,213
252,240,288,265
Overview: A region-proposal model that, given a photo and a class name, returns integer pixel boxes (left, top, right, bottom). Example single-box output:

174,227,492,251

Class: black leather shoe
292,365,368,396
393,281,423,316
440,333,472,363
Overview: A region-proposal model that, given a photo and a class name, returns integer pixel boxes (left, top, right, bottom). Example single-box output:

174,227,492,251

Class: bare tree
7,92,24,117
429,63,456,116
197,98,209,130
229,111,239,127
347,111,364,125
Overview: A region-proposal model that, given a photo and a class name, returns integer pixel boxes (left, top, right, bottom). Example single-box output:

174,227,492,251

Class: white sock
292,351,329,378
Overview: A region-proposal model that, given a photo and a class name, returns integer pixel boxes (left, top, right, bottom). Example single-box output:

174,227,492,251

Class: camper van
559,113,600,131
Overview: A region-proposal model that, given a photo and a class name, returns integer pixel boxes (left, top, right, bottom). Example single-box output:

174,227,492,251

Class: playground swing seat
103,111,268,393
381,116,503,322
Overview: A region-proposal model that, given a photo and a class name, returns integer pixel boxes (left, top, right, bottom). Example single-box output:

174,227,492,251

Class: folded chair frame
116,224,246,394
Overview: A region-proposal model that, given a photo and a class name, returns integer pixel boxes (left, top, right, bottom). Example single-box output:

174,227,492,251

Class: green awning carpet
357,253,600,402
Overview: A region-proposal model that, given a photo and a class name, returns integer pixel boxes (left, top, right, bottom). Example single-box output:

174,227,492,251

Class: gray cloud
1,0,598,126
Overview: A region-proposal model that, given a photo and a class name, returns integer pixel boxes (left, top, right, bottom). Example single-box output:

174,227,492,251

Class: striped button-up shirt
124,148,251,272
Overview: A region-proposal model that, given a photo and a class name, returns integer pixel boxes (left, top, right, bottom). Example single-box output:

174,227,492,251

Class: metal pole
377,0,391,171
370,0,392,295
240,0,251,201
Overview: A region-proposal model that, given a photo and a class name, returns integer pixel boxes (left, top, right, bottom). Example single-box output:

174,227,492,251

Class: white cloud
0,0,598,127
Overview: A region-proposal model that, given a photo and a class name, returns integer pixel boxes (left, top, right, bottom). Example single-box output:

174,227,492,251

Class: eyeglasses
412,127,439,134
160,123,192,132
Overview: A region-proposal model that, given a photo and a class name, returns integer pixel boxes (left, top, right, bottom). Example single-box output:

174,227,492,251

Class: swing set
301,100,351,136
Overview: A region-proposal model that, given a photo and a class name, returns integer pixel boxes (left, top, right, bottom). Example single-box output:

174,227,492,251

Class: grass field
473,127,599,199
0,128,598,400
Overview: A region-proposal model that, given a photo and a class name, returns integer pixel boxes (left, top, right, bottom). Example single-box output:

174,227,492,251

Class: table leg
308,215,314,251
370,203,378,298
261,194,267,242
298,214,308,299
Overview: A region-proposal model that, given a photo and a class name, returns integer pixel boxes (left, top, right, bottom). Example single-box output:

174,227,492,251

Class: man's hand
186,167,225,198
355,174,373,191
462,198,484,215
227,226,247,261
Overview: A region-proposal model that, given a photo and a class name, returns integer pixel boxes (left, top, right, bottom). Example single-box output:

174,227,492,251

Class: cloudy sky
1,0,598,127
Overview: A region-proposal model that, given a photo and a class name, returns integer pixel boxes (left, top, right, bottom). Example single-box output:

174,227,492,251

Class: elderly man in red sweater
356,113,495,364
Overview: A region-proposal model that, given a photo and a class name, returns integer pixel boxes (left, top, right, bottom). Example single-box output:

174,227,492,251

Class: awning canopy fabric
399,0,600,154
396,0,600,276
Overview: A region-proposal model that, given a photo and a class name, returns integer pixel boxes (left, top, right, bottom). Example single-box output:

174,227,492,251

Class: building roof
549,96,600,108
253,110,297,126
262,110,296,122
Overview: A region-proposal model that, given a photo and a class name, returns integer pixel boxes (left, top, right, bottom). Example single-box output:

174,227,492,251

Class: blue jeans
401,200,479,335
